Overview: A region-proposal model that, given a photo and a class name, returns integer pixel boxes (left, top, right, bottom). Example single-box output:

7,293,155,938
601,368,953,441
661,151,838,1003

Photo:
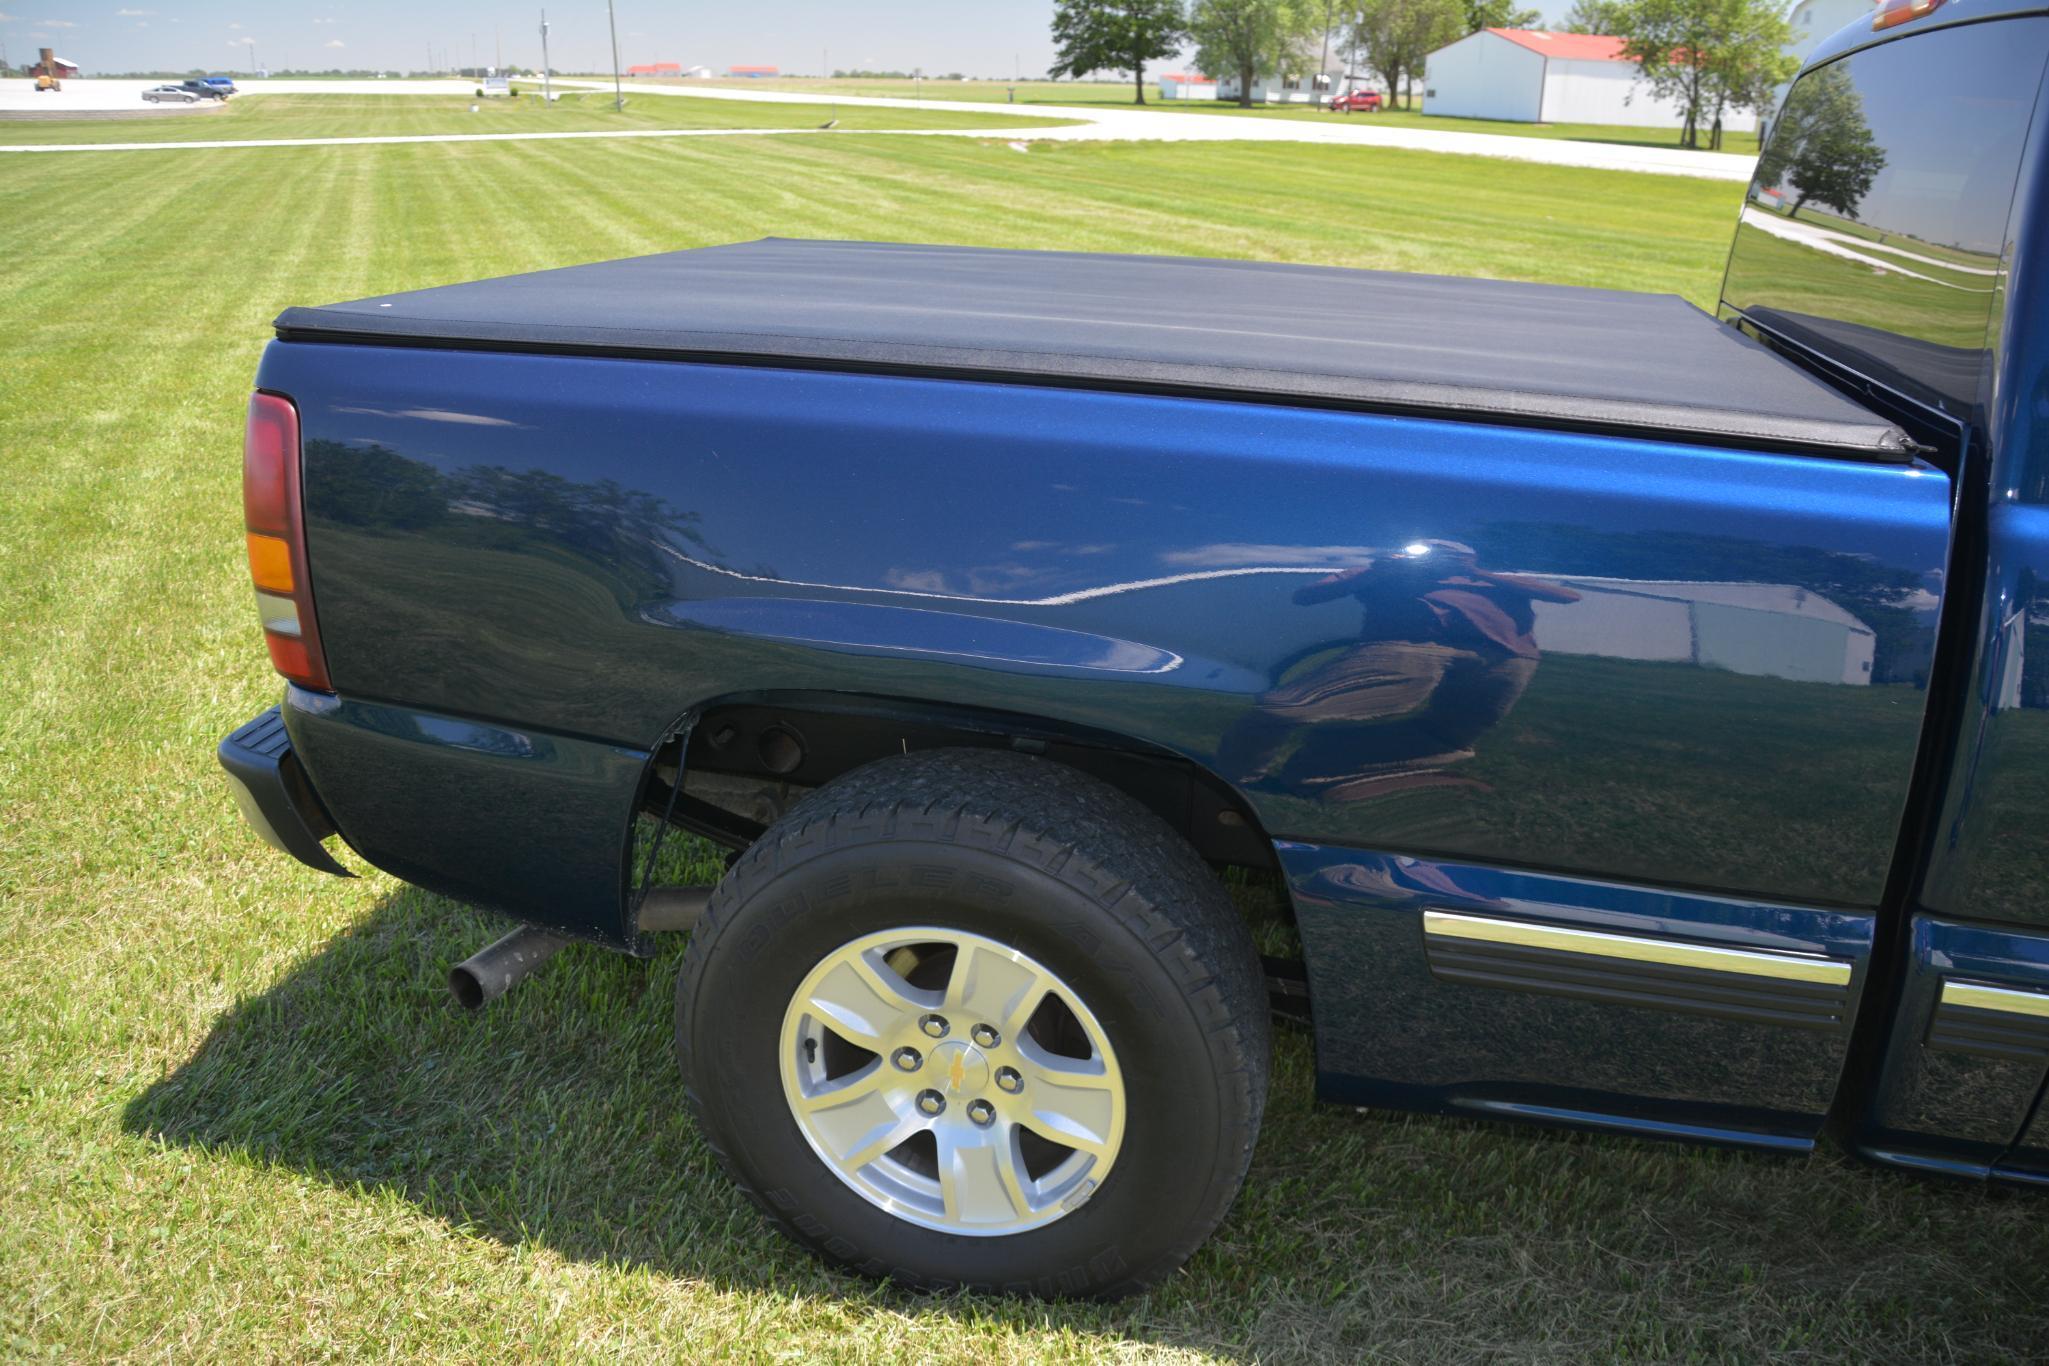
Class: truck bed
274,238,1910,460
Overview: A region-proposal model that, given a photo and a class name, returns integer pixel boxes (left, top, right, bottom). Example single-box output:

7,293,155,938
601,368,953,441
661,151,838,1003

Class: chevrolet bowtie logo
947,1052,968,1092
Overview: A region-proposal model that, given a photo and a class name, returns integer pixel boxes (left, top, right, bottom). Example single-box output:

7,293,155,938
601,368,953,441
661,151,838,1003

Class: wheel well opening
631,700,1311,1019
634,693,1300,960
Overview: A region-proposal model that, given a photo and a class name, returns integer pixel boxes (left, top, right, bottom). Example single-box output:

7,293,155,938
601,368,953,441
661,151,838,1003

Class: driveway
556,78,1760,182
0,76,1759,182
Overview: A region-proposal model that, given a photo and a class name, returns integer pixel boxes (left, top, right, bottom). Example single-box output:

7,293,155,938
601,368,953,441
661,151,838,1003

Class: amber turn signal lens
1873,0,1941,29
246,532,295,593
243,391,332,693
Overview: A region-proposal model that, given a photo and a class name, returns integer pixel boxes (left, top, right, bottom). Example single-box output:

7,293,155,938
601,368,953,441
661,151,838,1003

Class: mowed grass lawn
4,127,2044,1360
0,90,1071,145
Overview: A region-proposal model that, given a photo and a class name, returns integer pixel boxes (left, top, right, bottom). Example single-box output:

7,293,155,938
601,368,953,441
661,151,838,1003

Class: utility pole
606,0,624,111
1317,0,1331,108
539,11,551,102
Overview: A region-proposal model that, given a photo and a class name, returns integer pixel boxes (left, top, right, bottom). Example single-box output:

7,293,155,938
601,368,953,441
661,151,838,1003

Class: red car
1330,90,1383,113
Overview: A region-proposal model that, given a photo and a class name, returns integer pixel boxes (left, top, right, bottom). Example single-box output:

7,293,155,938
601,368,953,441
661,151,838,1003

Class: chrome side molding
1939,979,2049,1018
1423,911,1852,983
1421,909,1855,1030
1927,978,2049,1061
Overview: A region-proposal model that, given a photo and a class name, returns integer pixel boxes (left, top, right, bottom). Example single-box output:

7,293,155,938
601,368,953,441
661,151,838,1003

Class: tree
1463,0,1541,30
1347,0,1463,110
1561,0,1627,33
1753,62,1885,218
1048,0,1189,105
1190,0,1317,106
1696,0,1795,147
1616,0,1794,149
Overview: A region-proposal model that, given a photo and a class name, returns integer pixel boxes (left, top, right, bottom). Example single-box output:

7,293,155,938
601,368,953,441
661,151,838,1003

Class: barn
1423,28,1758,130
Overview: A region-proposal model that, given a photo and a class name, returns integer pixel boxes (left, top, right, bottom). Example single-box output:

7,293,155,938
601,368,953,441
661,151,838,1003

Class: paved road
0,77,480,111
0,75,1758,182
557,79,1759,182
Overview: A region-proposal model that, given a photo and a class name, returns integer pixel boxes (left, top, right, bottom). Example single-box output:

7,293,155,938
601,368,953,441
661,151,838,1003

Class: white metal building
1530,579,1874,685
1158,71,1219,100
1215,70,1334,104
1773,0,1879,109
1785,0,1881,63
1423,28,1758,130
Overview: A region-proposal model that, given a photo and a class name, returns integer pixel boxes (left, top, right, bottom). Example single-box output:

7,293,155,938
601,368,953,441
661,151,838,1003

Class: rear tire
675,748,1270,1298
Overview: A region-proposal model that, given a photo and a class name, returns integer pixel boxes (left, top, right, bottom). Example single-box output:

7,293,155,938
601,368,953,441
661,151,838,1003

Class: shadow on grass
123,883,2049,1359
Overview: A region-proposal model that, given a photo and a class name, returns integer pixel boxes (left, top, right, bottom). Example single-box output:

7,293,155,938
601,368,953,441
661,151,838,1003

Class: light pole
606,0,624,111
1317,0,1332,108
539,11,551,103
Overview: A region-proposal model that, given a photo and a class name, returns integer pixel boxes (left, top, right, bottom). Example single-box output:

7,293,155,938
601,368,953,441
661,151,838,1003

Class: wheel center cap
929,1040,989,1095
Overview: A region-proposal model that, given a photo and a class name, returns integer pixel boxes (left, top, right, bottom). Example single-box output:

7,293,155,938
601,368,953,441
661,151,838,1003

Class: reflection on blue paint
269,342,1952,908
652,596,1192,678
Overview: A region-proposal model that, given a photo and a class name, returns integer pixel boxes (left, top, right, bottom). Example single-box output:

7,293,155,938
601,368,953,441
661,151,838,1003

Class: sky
12,0,1571,78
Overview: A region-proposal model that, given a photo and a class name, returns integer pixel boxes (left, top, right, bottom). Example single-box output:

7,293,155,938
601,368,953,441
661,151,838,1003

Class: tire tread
675,747,1270,1298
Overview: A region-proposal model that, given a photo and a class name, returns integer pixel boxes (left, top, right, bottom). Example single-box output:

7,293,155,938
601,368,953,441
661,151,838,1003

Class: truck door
1290,12,2049,1153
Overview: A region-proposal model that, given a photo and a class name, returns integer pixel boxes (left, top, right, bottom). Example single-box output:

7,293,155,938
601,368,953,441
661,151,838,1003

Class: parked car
142,84,203,103
219,0,2049,1300
1330,89,1383,112
202,76,237,95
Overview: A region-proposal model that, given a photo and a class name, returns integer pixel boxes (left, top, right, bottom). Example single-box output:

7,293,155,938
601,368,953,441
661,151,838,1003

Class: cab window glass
1720,20,2048,419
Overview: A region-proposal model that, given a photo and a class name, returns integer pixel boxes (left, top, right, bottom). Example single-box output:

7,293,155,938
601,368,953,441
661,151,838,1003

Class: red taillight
1873,0,1942,29
243,391,332,692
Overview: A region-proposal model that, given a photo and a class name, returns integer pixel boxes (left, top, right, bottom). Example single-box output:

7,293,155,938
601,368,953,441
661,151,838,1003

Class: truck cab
1726,0,2049,1183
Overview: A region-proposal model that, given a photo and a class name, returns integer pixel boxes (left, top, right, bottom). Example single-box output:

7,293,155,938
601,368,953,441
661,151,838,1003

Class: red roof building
1482,28,1632,61
728,65,778,78
1422,26,1757,132
626,62,683,76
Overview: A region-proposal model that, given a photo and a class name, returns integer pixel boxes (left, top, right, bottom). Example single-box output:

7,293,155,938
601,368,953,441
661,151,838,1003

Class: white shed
1158,71,1219,100
1423,28,1756,130
1530,579,1875,685
1773,0,1879,110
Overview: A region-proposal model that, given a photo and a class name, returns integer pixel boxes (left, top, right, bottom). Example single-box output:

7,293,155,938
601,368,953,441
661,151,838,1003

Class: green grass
665,75,1762,154
0,90,1071,145
4,125,2045,1360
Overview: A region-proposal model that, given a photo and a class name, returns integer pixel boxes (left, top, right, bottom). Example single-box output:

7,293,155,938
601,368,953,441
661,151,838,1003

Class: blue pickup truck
218,0,2049,1297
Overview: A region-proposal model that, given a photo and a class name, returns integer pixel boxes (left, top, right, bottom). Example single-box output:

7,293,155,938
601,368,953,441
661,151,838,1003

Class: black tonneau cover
275,238,1910,458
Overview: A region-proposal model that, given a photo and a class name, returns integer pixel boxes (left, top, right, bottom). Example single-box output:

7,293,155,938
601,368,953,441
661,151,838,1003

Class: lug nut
971,1023,1000,1047
966,1098,996,1127
892,1046,922,1072
915,1089,946,1117
919,1014,950,1038
995,1066,1023,1094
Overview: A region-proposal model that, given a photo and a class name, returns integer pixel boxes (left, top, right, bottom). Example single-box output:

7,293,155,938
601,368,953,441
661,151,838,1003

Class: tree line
1048,0,1800,148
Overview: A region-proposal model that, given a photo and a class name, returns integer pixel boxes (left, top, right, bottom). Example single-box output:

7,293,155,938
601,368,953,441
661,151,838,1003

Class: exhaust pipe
638,885,711,934
449,925,569,1010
